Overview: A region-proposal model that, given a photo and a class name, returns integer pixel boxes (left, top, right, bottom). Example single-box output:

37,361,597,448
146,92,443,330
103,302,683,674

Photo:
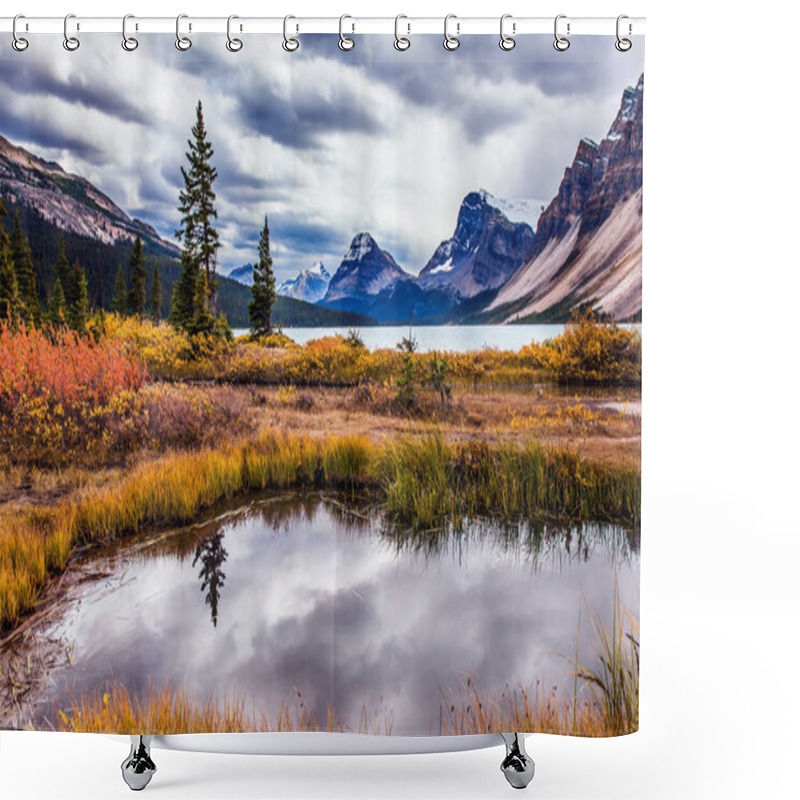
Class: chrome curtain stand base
118,731,533,790
121,735,157,791
500,733,535,789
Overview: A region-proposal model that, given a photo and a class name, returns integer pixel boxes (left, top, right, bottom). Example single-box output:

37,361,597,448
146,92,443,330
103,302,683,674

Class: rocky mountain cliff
321,233,410,315
487,74,643,322
0,134,179,259
278,261,331,303
418,190,536,300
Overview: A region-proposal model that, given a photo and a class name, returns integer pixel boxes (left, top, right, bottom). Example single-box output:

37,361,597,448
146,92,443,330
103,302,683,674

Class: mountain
227,264,254,286
418,189,537,299
321,233,410,316
484,74,644,323
0,134,179,259
277,261,331,303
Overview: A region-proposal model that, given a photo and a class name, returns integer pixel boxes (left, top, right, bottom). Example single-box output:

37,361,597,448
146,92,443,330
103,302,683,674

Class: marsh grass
54,683,395,735
439,592,639,737
0,432,638,633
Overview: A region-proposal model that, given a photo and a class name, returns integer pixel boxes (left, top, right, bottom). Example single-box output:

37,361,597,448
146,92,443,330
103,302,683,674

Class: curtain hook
176,13,192,50
122,14,138,51
226,14,243,52
499,14,516,51
394,14,410,51
553,14,570,51
63,13,80,51
12,14,29,51
443,13,460,51
615,15,632,51
339,14,354,50
282,15,299,51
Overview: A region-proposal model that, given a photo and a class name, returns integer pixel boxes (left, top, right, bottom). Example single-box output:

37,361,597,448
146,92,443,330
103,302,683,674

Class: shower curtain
0,26,643,739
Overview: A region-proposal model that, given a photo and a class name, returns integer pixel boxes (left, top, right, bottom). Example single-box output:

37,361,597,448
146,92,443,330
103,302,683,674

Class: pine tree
67,262,88,332
249,215,276,338
174,100,220,325
54,236,75,309
9,211,41,327
0,201,21,324
111,264,128,315
188,269,216,337
127,234,147,316
150,261,162,321
48,277,67,327
170,252,198,328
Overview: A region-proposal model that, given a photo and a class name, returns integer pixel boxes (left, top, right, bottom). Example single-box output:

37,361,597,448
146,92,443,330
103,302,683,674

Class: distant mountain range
266,74,643,324
2,73,643,327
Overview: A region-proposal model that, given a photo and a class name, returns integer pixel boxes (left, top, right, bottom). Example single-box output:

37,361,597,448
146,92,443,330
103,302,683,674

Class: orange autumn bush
0,322,146,465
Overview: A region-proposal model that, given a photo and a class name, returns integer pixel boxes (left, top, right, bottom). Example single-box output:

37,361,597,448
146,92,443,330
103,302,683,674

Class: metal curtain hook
500,14,515,50
226,14,243,51
12,14,29,51
63,13,80,51
615,14,632,51
339,14,354,50
443,13,460,51
554,14,570,51
394,14,410,51
176,13,192,50
282,15,299,51
122,14,138,51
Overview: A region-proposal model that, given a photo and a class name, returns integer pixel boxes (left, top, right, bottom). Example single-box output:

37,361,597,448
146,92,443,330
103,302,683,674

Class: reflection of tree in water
193,532,228,628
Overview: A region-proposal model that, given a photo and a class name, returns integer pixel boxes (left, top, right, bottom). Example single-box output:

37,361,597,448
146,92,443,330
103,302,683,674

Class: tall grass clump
378,435,640,530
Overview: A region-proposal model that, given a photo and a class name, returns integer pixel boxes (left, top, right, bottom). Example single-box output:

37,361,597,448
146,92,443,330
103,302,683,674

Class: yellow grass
1,431,638,634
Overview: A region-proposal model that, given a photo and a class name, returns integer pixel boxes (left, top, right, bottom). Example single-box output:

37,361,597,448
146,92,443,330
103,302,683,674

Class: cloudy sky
0,34,643,282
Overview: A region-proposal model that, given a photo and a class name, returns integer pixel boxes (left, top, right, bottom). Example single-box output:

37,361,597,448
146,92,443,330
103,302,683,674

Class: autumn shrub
0,322,146,465
522,310,641,385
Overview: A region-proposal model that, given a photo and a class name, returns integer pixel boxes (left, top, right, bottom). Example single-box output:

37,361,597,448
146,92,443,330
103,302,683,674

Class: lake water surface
24,494,639,734
233,325,568,352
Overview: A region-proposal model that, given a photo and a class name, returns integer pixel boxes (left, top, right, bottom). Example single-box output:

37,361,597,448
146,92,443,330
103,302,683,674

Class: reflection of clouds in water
40,497,638,734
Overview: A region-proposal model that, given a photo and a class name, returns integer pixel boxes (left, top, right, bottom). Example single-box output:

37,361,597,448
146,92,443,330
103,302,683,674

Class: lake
232,324,568,352
18,493,639,735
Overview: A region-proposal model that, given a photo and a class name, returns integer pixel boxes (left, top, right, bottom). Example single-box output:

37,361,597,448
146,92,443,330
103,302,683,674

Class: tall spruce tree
0,201,21,324
249,215,276,338
188,269,216,337
174,100,220,327
112,264,128,315
68,262,88,332
127,234,147,316
48,277,67,327
150,261,162,321
9,211,41,327
54,237,75,310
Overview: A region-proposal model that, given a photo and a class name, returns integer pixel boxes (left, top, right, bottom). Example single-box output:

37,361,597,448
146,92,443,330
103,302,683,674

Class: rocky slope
277,261,331,303
418,190,537,300
487,74,643,322
0,134,179,259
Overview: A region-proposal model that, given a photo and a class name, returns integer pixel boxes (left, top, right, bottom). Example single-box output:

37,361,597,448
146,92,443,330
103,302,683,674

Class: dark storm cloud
0,56,147,125
0,106,104,161
237,87,383,149
272,217,348,259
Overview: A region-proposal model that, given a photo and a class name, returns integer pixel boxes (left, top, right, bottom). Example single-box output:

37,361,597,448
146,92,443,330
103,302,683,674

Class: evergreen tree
67,262,88,332
9,211,41,327
54,236,75,309
170,252,198,328
174,100,220,325
111,264,128,315
188,269,216,336
150,261,162,321
127,234,147,316
248,215,276,338
0,201,21,324
48,277,67,327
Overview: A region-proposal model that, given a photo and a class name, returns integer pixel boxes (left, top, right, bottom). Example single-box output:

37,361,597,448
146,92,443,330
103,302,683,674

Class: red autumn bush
0,322,146,464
